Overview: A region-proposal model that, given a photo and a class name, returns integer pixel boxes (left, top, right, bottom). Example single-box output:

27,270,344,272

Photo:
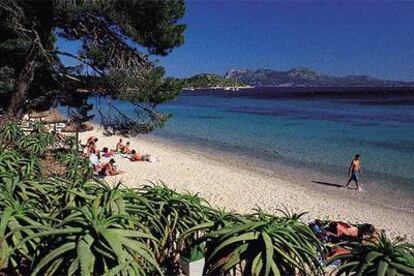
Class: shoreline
80,126,414,241
148,133,414,213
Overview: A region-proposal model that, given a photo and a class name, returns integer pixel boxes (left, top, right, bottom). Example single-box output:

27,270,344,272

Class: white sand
80,127,414,241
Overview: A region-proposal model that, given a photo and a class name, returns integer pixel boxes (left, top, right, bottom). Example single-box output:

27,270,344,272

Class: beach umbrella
43,109,67,132
61,122,94,151
29,110,50,119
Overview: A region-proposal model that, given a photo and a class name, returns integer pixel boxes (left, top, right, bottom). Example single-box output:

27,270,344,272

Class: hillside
224,67,414,87
182,73,243,89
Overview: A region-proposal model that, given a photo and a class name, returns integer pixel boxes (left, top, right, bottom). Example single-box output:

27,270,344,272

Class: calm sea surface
89,88,414,200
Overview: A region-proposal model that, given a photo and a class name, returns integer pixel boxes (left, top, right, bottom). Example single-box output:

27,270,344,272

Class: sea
87,87,414,209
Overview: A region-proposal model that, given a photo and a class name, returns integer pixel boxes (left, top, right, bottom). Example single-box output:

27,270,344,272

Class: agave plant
18,135,48,156
0,149,41,179
180,208,250,243
0,192,45,274
139,184,215,272
203,209,324,276
30,121,47,133
56,151,93,180
25,197,161,275
37,131,56,149
331,232,414,275
0,122,23,143
62,135,77,150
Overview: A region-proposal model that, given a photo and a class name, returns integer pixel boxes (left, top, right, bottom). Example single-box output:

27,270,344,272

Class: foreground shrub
331,232,414,275
0,148,41,179
139,184,215,273
0,122,23,143
56,150,93,180
202,209,324,275
30,202,161,275
1,126,413,275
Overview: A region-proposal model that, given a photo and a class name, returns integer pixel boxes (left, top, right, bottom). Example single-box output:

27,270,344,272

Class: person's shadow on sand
312,181,344,188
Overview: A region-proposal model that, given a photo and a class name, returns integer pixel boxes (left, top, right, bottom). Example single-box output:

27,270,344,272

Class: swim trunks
351,171,360,182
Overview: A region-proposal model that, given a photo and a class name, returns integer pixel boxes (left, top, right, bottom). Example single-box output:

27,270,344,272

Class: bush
0,122,23,143
0,127,412,275
331,232,414,275
202,209,324,275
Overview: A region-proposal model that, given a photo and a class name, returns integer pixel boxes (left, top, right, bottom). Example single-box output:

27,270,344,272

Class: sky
58,1,414,81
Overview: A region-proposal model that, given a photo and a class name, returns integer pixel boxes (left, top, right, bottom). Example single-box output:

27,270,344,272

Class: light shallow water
86,88,414,207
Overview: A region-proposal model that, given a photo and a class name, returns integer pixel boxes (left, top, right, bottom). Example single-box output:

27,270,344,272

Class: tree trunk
6,42,39,118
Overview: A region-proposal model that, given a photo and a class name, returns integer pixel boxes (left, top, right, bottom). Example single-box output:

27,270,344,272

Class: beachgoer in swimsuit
346,154,362,191
326,221,376,241
115,138,125,153
89,151,101,173
130,149,151,162
102,147,113,158
99,158,123,176
87,136,98,145
121,141,132,154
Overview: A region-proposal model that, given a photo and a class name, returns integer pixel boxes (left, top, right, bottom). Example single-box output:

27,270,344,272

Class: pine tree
0,0,185,133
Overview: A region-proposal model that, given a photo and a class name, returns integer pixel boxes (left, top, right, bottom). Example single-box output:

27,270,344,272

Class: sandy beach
79,126,414,241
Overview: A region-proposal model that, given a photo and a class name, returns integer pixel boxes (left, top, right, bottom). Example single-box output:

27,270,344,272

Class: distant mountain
224,67,414,87
182,73,244,89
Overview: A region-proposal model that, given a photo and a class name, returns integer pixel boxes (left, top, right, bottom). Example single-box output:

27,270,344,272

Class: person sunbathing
87,136,98,145
121,141,132,154
89,150,101,173
129,149,151,162
86,141,100,158
99,158,124,176
326,221,376,241
101,147,113,158
81,141,94,157
309,219,328,240
114,138,125,153
326,221,358,240
327,246,352,261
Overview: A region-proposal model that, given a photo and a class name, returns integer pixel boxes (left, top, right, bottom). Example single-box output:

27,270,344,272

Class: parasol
61,122,94,151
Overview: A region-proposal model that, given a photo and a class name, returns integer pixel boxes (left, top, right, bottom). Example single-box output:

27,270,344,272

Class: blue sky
58,1,414,81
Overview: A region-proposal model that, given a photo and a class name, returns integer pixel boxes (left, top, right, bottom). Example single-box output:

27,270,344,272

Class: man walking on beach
346,154,362,191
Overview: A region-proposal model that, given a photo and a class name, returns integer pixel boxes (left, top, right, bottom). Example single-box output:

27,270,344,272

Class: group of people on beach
83,136,151,177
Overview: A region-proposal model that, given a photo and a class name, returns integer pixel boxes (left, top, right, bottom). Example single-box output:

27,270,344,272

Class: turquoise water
88,88,414,198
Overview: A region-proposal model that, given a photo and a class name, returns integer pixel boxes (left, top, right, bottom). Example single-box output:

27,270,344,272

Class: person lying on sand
99,158,124,176
121,141,132,154
327,246,352,262
309,219,328,240
129,149,151,162
101,147,113,158
89,150,101,173
325,221,376,241
114,138,125,153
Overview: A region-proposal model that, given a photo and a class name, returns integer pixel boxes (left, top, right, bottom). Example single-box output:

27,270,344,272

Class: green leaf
78,236,95,276
377,260,389,276
251,252,262,276
365,251,383,263
101,230,129,263
208,232,260,262
221,243,249,272
67,258,80,276
390,262,414,275
262,231,274,276
31,242,76,275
